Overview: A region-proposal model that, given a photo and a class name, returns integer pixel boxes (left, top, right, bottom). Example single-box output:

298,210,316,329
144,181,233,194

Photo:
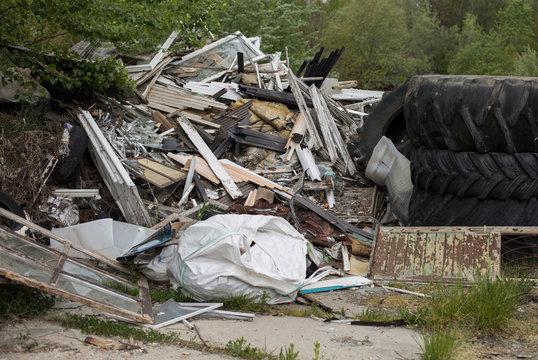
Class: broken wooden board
167,153,220,185
369,227,502,283
296,147,321,181
138,158,185,181
128,158,185,188
177,117,242,199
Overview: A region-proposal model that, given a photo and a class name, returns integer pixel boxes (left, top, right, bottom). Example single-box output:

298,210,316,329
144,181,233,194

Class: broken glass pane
0,247,53,283
56,274,140,313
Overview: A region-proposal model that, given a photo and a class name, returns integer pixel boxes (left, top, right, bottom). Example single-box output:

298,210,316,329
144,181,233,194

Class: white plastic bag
167,214,308,304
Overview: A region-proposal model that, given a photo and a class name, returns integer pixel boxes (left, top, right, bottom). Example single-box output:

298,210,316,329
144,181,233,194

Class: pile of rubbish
0,31,536,327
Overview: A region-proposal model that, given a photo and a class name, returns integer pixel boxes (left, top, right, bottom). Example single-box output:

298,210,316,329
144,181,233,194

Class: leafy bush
2,47,133,96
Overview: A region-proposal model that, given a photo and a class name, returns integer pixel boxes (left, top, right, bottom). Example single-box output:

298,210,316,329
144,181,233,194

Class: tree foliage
321,0,432,89
321,0,538,88
0,0,223,53
2,0,538,94
218,0,318,69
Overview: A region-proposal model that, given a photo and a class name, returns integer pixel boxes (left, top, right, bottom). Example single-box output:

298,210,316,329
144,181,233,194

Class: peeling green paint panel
370,227,502,283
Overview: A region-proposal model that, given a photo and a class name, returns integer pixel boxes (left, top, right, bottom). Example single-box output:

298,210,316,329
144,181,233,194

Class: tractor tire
410,147,538,200
350,81,410,166
408,187,538,226
405,75,538,153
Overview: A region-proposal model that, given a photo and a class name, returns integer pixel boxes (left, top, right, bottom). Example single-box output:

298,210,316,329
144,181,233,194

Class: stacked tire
405,75,538,226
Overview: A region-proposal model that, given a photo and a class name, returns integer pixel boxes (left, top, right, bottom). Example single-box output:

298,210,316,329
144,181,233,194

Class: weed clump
421,332,459,360
225,337,266,360
404,276,533,334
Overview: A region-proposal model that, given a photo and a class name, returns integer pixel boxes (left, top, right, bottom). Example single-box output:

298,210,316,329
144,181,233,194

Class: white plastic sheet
167,214,308,304
366,136,413,223
51,218,155,259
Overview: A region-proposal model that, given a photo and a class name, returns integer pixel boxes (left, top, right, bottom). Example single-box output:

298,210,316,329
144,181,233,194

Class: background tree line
1,0,538,91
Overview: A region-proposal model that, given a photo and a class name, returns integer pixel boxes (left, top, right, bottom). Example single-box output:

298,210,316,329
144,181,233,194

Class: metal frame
172,32,265,83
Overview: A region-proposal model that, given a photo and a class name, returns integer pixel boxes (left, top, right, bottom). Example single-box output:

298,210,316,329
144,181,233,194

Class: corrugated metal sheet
369,227,501,283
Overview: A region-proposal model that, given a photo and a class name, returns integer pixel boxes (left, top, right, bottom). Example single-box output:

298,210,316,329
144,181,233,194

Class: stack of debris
0,31,535,327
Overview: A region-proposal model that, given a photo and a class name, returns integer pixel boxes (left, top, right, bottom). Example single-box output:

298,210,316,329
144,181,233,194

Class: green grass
56,314,189,345
225,337,300,360
421,332,459,360
150,288,333,319
225,338,266,360
403,276,534,334
400,276,534,360
103,281,140,297
55,314,309,360
0,284,55,321
353,308,400,322
0,106,58,138
277,343,299,360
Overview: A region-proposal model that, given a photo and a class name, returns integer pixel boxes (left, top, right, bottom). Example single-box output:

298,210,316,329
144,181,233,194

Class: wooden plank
342,244,350,272
136,57,175,86
220,159,287,191
244,190,257,207
142,68,164,99
182,157,197,199
137,158,185,182
138,276,153,319
151,110,176,132
135,166,175,187
178,117,242,199
193,173,209,202
167,153,220,185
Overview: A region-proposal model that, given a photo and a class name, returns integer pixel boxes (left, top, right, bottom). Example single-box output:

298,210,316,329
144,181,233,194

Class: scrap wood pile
0,31,536,328
0,31,387,326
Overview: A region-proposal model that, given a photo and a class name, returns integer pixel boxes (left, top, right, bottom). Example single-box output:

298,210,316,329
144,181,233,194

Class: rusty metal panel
369,227,501,283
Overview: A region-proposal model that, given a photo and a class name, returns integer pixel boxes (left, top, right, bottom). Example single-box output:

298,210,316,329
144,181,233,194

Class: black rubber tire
52,126,88,183
408,187,538,226
0,191,25,230
349,81,410,166
405,75,538,153
410,147,538,200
